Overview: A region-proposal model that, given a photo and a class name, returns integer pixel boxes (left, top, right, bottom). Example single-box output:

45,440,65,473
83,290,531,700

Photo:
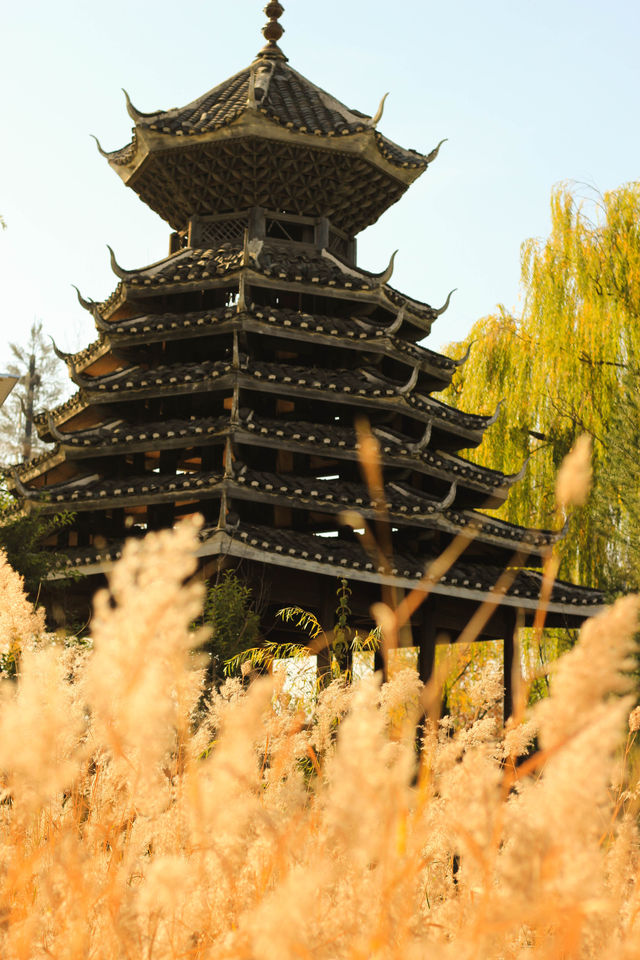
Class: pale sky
1,0,639,376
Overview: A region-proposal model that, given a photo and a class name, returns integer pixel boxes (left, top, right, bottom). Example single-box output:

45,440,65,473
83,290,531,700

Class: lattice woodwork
191,217,247,248
133,139,407,235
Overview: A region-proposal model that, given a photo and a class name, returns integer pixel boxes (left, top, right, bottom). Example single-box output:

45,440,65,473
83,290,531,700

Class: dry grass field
0,438,639,958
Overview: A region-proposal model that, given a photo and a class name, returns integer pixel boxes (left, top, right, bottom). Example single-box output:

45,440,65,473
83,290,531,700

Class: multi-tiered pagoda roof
8,3,602,644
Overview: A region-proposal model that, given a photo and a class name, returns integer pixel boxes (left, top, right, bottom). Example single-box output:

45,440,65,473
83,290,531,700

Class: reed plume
0,520,637,959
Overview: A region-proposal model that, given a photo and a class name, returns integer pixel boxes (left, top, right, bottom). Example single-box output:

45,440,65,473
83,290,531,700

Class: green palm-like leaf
224,639,311,677
276,606,324,639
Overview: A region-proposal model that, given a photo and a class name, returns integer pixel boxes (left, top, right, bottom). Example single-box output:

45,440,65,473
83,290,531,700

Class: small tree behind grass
227,579,381,684
0,479,76,605
202,570,261,684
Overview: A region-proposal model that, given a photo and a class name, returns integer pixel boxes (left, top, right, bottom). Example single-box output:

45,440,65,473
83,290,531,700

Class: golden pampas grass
0,520,637,958
0,548,45,656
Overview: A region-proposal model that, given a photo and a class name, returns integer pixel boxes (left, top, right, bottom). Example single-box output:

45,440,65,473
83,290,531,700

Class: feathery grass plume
537,595,638,749
308,674,352,755
556,432,593,510
322,674,414,865
0,522,639,957
495,597,640,955
0,645,86,812
531,433,594,666
84,516,208,804
0,547,45,659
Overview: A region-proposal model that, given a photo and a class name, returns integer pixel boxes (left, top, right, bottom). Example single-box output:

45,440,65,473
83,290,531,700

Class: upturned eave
49,524,604,623
16,467,551,558
110,109,424,189
24,413,509,507
61,362,493,448
72,307,453,390
106,117,427,234
95,264,438,337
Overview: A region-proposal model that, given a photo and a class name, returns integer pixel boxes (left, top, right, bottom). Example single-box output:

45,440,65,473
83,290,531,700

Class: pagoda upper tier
97,50,443,236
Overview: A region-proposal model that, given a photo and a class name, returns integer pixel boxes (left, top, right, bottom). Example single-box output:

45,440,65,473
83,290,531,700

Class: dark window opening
266,218,314,244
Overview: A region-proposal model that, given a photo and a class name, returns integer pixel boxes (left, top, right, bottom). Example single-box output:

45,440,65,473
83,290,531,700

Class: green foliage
225,579,381,682
202,570,260,680
0,504,76,599
276,606,324,640
332,578,354,673
442,182,640,592
0,647,19,680
225,638,312,677
526,630,577,705
589,364,640,594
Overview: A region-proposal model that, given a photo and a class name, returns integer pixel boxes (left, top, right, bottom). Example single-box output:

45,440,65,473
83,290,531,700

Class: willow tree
443,183,640,592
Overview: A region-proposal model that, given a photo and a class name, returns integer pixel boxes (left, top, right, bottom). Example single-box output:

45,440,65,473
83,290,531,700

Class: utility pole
21,353,40,462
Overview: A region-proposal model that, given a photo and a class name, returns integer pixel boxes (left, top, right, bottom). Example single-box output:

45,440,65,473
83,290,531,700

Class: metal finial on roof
258,1,287,60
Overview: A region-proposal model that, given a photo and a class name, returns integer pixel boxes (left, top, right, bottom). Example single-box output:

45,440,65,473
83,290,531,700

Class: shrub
201,569,261,682
0,501,76,599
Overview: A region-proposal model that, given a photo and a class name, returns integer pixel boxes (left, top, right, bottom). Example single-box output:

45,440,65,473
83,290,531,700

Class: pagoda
8,3,602,702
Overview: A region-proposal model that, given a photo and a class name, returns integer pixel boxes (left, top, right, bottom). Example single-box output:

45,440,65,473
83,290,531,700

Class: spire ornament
258,2,287,60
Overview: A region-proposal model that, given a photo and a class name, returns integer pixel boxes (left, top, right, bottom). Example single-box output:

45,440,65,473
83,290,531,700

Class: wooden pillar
202,445,217,472
248,206,266,240
78,514,91,548
418,604,437,685
315,217,330,250
373,643,386,681
413,604,438,767
112,507,125,538
317,581,335,688
503,608,517,725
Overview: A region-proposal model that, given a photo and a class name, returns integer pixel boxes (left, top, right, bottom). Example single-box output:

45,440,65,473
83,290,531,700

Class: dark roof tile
56,521,604,612
75,355,492,437
108,61,430,171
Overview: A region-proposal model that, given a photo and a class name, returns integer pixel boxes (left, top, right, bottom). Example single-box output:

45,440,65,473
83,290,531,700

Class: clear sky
1,0,639,374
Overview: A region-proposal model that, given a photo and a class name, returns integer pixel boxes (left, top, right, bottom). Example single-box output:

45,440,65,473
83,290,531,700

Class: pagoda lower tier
49,519,601,623
7,214,603,646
